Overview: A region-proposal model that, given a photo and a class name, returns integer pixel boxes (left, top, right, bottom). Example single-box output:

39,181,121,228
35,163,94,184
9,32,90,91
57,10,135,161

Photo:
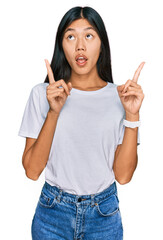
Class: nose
76,38,86,51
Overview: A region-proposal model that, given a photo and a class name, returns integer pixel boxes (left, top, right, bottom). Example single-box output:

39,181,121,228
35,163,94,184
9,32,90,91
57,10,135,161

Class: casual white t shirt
18,82,140,195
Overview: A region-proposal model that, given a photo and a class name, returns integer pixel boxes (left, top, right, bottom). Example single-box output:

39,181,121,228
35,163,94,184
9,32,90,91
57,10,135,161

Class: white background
1,0,163,239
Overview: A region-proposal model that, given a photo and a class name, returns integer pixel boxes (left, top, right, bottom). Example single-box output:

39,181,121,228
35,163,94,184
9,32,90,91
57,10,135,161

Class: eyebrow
64,27,96,34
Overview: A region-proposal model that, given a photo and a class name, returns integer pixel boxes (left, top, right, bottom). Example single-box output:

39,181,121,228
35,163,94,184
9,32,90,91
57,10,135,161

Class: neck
68,67,105,89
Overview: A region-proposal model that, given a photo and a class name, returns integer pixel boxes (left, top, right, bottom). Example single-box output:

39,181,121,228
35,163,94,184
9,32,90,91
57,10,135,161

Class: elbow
114,157,138,185
114,170,132,185
116,177,131,185
25,170,39,181
22,162,39,181
114,171,133,185
22,156,40,181
115,170,135,184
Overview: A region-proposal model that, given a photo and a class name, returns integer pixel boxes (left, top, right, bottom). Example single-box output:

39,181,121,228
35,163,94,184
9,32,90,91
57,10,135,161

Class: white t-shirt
18,82,140,195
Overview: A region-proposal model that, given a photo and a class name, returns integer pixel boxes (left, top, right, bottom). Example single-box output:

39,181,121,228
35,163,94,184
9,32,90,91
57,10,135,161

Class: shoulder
32,82,49,94
109,82,121,97
108,82,117,88
31,83,49,112
107,82,119,94
108,82,119,90
27,83,49,105
107,82,120,98
109,82,125,114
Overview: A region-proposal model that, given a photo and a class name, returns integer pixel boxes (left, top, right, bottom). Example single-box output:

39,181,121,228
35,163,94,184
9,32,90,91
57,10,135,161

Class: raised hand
117,62,145,116
45,59,72,115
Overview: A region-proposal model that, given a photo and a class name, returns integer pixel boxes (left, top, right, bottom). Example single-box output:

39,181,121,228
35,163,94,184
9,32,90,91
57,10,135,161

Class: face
62,18,101,76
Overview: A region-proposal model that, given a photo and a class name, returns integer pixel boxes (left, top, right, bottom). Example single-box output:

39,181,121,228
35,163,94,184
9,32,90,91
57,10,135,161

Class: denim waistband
44,181,117,205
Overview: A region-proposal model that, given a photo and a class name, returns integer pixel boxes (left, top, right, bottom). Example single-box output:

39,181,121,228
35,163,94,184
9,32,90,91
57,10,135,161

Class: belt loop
91,194,95,207
56,189,62,203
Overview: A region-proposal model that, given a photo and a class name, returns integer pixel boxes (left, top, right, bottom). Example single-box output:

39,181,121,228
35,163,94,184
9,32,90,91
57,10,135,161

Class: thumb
68,82,72,90
117,84,125,92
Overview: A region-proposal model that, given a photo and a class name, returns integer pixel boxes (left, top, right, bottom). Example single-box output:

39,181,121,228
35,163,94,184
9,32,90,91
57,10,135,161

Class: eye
86,34,93,39
67,35,75,40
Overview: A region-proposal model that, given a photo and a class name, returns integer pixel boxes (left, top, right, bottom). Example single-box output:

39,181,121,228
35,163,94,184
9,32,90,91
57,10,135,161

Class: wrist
48,109,60,118
125,111,139,121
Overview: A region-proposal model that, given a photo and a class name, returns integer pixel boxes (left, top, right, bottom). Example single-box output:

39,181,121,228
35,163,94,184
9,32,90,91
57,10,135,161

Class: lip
76,60,87,66
75,54,88,61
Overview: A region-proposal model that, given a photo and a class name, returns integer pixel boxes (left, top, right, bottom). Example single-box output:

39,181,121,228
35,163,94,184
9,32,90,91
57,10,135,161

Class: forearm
23,110,59,179
113,112,139,184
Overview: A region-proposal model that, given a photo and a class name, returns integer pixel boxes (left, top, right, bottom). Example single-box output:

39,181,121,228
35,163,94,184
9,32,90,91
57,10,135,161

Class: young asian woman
18,6,145,240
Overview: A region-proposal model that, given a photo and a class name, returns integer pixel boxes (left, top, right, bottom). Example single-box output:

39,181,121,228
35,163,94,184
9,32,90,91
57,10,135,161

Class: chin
72,65,95,75
74,69,92,76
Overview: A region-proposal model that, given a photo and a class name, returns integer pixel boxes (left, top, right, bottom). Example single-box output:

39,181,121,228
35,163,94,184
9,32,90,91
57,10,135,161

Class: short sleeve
18,86,45,139
118,118,140,146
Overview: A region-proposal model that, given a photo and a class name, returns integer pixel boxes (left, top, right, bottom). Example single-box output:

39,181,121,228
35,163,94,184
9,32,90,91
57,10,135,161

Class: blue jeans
31,181,123,239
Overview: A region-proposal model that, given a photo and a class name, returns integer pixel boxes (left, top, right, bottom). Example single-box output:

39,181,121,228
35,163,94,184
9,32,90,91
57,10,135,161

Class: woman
18,6,145,240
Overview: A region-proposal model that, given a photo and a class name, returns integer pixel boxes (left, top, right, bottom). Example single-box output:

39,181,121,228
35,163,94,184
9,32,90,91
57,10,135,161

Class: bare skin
62,18,107,90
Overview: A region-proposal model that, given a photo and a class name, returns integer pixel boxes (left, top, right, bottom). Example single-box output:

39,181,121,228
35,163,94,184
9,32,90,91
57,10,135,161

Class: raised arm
22,59,72,180
113,62,145,184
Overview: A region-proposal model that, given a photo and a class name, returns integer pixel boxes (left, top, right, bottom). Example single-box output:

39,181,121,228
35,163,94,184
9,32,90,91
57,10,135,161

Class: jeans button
78,197,82,202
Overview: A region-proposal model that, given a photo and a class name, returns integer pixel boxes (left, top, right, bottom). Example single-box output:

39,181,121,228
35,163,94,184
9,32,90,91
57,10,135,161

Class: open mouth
75,56,88,66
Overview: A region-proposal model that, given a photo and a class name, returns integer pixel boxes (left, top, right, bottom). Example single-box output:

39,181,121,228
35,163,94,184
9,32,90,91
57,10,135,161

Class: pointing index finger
132,61,145,83
45,59,55,84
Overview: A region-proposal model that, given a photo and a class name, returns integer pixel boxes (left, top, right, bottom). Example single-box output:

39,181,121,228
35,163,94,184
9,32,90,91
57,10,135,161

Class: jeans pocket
38,185,57,209
95,192,119,217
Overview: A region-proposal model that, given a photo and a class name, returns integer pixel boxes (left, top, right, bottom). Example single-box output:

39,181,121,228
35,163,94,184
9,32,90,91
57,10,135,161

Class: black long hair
44,6,113,84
